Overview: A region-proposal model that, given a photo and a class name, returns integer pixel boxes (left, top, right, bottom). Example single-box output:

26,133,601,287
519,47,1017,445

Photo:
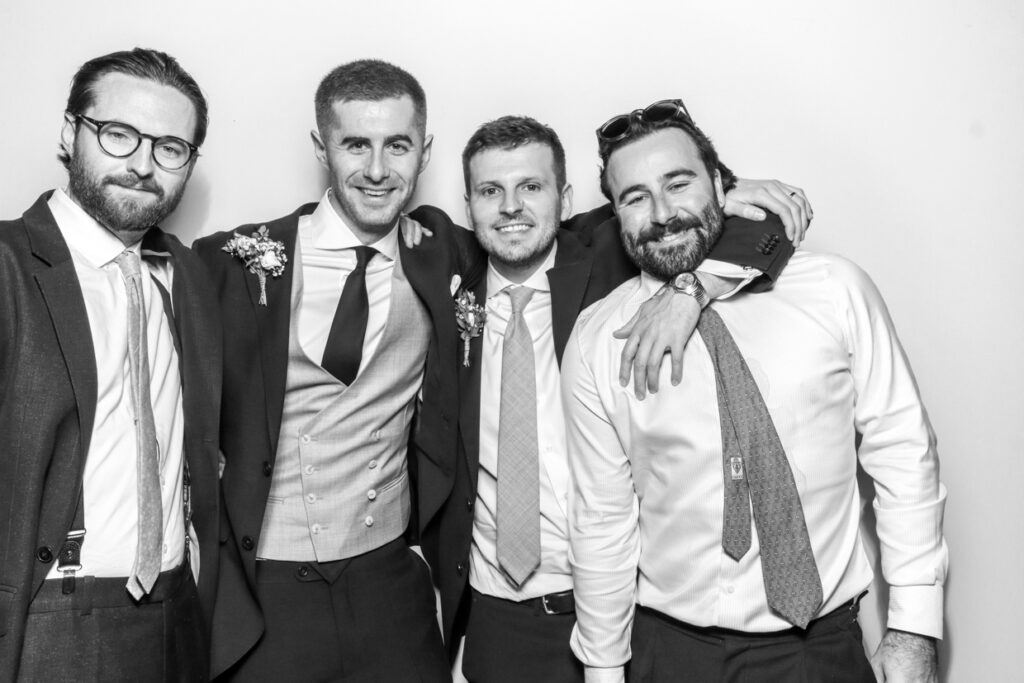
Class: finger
421,226,434,237
670,338,684,385
756,184,805,245
645,344,664,394
779,186,812,244
724,196,767,223
632,333,658,399
618,334,642,386
613,310,642,339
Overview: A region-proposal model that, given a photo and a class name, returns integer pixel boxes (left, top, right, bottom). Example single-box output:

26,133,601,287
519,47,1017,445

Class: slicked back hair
315,59,427,137
461,115,567,194
597,115,736,203
61,47,208,168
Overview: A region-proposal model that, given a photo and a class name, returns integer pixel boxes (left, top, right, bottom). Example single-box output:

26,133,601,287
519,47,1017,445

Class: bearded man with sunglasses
562,103,946,683
0,48,221,681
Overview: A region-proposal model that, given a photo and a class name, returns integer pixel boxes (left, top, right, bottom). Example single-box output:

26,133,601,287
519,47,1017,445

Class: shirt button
367,489,377,501
304,465,315,475
311,524,321,534
725,585,735,594
364,516,374,527
368,460,377,469
301,434,311,444
163,543,169,555
306,493,316,503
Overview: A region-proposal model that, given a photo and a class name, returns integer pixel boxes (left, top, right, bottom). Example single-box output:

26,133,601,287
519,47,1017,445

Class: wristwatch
665,272,710,309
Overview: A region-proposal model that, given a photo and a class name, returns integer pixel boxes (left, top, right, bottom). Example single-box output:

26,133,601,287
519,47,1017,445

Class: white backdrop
2,1,1021,680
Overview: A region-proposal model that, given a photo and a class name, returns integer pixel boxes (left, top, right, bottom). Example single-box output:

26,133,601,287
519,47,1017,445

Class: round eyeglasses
70,112,199,171
596,99,693,143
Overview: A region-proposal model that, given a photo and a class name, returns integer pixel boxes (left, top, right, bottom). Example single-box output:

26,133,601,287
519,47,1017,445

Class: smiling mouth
493,222,533,233
358,187,394,199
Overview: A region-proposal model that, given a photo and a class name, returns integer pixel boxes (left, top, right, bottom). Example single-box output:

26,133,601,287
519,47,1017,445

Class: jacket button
466,497,474,511
36,546,54,563
241,536,255,551
456,562,465,576
262,462,273,477
297,565,310,578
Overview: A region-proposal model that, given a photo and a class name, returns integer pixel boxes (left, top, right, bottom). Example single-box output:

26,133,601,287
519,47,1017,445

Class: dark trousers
462,589,583,683
628,601,875,683
18,562,207,682
226,537,449,682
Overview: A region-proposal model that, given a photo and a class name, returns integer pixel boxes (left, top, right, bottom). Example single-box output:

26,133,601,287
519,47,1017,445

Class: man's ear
60,113,78,160
310,129,328,168
560,183,574,222
714,169,725,209
418,133,433,174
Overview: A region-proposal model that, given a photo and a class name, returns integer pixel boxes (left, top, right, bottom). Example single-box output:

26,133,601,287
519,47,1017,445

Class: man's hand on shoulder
724,178,813,246
870,629,938,683
399,214,433,248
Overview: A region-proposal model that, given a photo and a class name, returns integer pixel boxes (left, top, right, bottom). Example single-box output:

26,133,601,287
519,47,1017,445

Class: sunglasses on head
596,99,692,143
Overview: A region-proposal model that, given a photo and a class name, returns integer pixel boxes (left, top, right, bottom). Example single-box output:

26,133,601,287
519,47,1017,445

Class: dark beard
67,154,186,237
621,202,724,280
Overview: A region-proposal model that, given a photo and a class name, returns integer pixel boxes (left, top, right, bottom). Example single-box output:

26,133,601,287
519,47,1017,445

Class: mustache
104,173,164,198
635,215,703,247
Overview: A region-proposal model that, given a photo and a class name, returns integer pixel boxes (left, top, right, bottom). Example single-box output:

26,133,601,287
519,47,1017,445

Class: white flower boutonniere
455,288,486,367
222,225,287,306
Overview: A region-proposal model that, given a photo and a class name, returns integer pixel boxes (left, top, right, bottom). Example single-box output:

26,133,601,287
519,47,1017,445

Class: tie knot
506,286,535,316
114,250,142,281
353,245,377,269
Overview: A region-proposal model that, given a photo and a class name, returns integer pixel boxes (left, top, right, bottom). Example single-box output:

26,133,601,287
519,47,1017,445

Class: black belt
474,588,575,615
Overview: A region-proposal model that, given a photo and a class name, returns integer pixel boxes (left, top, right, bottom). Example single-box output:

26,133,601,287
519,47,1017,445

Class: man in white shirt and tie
561,102,946,682
422,115,814,682
0,48,222,681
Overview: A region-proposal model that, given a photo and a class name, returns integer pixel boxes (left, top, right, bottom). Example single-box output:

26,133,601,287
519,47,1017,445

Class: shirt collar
48,188,141,267
307,190,399,261
486,241,558,300
638,269,669,300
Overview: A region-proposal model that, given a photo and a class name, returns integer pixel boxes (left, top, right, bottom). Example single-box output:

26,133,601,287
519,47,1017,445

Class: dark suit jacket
192,203,483,677
419,210,792,656
0,193,223,682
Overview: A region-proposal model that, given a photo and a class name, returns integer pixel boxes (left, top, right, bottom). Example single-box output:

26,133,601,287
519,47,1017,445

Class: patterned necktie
496,286,540,587
322,246,377,385
114,251,163,600
697,306,823,628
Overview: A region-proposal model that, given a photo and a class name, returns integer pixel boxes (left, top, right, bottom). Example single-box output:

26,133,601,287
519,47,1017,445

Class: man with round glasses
0,48,222,681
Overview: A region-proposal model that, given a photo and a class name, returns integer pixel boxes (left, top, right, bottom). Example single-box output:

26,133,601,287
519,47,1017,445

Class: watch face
675,272,697,287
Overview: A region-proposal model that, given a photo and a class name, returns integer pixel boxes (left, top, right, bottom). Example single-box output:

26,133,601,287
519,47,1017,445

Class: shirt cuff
696,259,761,299
887,584,944,639
584,665,626,683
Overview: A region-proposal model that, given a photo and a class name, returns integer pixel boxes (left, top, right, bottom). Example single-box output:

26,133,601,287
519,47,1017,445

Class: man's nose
125,139,155,177
364,149,390,183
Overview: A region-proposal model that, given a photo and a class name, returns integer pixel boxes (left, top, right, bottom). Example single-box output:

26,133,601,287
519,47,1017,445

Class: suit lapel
547,230,594,365
241,208,308,457
457,276,487,486
25,196,98,475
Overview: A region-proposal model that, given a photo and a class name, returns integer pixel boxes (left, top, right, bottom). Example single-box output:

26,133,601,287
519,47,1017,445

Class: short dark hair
60,48,208,167
315,59,427,136
597,114,736,202
461,115,567,193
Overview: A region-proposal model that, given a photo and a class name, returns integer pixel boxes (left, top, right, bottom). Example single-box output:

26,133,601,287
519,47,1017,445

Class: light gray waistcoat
258,250,430,561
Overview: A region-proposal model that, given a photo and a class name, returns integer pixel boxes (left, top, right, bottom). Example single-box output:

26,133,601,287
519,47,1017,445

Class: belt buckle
541,594,558,615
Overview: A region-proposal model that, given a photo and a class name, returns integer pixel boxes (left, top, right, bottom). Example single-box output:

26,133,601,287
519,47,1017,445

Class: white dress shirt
561,251,947,682
470,245,575,600
46,189,189,580
295,191,400,368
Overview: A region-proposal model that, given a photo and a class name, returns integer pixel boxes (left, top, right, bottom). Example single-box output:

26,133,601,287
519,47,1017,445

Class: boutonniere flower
454,288,486,367
222,225,287,306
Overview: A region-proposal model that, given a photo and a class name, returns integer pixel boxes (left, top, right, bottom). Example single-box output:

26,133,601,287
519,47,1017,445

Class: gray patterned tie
496,286,540,587
114,251,163,599
698,306,823,628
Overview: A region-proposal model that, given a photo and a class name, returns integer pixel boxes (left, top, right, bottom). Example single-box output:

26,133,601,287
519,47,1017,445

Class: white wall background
1,1,1020,679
